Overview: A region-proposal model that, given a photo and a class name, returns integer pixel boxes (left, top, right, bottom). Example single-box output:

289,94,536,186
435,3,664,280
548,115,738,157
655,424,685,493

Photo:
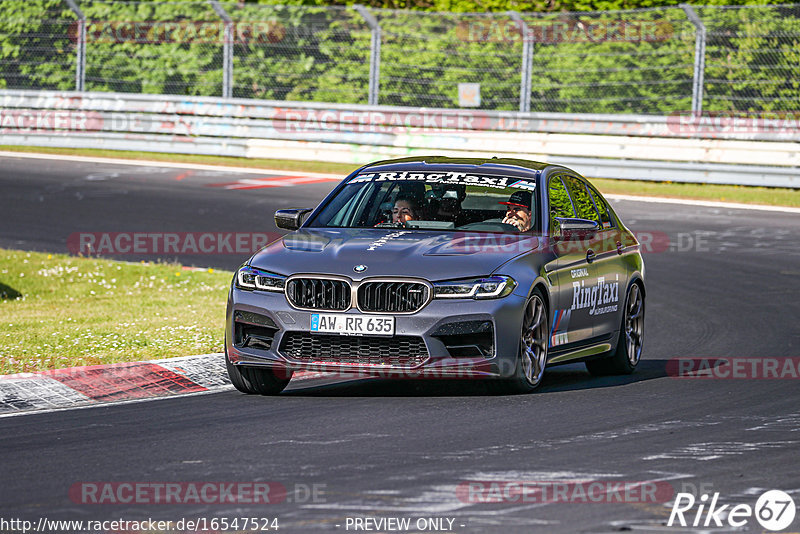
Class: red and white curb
0,354,230,416
0,354,341,417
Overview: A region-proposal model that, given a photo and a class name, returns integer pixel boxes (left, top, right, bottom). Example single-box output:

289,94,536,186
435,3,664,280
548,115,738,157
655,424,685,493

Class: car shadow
0,282,22,300
282,359,670,397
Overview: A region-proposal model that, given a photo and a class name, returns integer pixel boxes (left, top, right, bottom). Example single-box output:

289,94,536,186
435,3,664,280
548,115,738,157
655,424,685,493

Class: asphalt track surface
1,156,799,533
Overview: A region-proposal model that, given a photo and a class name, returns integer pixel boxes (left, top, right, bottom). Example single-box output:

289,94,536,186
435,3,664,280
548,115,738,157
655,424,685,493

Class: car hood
249,228,539,280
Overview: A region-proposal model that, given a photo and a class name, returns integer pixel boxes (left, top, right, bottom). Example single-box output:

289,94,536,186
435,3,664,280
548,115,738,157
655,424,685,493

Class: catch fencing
1,0,800,114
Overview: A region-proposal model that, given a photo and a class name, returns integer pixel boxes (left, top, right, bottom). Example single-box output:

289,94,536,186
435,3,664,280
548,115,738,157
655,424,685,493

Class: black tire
495,288,549,394
586,281,645,376
226,350,292,395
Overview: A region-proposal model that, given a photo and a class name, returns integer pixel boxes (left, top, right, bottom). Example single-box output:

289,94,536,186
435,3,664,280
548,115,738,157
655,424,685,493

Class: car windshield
308,171,539,233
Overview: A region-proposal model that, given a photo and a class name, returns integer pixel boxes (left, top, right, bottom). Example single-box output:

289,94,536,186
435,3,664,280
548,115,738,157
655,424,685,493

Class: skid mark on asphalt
420,420,722,461
643,440,799,461
745,412,800,432
208,175,341,190
299,470,693,530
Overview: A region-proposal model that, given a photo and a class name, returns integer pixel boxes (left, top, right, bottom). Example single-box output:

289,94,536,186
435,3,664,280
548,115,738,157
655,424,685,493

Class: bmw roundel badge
354,264,368,273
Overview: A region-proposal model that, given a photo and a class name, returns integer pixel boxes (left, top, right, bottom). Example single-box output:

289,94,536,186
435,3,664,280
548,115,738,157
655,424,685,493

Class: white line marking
0,151,346,179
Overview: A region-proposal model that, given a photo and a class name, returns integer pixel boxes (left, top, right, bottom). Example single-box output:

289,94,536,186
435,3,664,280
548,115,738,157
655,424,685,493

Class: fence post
354,5,381,106
209,0,233,98
64,0,85,91
508,11,533,113
681,4,706,115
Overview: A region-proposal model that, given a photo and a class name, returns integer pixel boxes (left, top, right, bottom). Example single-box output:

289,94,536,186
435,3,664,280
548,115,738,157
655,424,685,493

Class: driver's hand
502,216,524,231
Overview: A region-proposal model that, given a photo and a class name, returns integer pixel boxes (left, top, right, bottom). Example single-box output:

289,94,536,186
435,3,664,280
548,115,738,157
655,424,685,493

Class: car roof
359,156,552,179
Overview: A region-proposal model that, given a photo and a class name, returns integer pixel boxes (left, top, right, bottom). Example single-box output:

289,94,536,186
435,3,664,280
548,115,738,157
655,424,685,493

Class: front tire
498,289,549,394
226,350,292,395
586,281,644,376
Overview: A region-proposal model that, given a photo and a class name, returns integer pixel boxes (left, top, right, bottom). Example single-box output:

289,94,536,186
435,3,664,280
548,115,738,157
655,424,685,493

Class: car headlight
236,266,286,292
433,275,517,299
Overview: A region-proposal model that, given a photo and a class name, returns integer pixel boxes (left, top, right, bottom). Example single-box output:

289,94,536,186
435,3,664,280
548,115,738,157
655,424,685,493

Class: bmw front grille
285,277,430,313
357,281,429,313
286,278,351,311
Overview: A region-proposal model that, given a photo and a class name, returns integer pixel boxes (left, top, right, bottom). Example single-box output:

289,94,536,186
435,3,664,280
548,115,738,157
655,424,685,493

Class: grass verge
0,248,230,375
591,178,798,208
2,145,798,208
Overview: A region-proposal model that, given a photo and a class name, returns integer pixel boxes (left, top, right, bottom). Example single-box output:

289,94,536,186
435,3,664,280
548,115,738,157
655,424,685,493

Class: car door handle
586,249,596,263
616,241,623,255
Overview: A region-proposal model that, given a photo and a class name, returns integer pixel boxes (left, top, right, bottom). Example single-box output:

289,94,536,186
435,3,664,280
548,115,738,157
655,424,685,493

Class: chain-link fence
221,3,372,102
522,7,697,114
700,4,800,112
79,0,225,95
0,0,77,91
1,0,799,114
374,10,524,110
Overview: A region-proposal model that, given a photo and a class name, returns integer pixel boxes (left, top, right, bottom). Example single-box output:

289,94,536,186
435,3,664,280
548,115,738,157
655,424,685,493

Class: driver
500,191,533,232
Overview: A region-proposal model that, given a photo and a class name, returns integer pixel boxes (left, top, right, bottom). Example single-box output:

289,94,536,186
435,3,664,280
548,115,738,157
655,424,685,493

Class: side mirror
554,217,600,240
275,208,313,231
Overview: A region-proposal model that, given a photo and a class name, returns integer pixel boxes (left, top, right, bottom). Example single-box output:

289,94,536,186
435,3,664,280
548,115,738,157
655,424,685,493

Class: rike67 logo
668,489,796,531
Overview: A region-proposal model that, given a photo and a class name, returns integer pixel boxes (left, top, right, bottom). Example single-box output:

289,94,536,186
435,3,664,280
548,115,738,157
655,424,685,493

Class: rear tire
226,349,292,395
586,281,644,376
496,289,549,394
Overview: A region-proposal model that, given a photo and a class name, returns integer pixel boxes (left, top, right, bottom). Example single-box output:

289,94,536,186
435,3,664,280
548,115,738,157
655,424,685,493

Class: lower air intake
279,333,428,367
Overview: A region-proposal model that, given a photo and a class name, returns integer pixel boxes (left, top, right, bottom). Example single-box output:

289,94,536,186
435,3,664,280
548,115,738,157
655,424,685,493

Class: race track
1,155,799,533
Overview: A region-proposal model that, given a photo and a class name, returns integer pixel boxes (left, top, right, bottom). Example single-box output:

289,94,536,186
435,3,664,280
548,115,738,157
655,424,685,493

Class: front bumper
226,285,527,379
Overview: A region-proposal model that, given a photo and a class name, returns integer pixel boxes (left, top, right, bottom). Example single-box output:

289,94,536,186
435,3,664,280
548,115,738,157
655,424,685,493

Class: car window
585,183,615,229
548,176,574,229
308,171,539,233
564,176,601,225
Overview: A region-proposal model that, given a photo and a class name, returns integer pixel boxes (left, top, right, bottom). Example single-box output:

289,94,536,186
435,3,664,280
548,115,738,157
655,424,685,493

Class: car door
546,174,595,347
564,176,625,341
586,181,631,339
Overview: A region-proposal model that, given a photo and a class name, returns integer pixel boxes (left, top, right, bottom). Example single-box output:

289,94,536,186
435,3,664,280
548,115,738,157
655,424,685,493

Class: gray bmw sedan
226,157,645,394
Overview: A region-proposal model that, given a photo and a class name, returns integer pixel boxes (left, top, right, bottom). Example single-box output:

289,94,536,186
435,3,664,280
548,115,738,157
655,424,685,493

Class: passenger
500,191,533,232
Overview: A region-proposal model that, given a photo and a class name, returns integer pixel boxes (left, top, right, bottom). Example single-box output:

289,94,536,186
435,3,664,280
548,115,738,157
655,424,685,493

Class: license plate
310,313,394,336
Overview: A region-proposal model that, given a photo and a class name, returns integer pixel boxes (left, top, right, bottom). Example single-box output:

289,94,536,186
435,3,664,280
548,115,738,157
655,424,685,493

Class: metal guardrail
0,90,798,188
